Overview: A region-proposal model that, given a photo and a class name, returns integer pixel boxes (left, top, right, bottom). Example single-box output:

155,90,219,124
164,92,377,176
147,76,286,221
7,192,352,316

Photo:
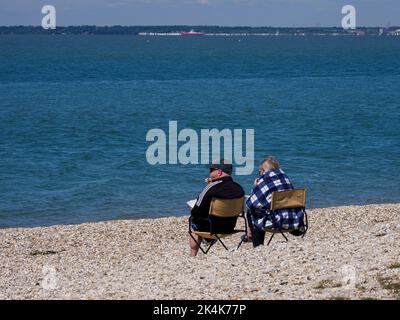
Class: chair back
209,197,244,217
270,189,306,211
208,197,244,234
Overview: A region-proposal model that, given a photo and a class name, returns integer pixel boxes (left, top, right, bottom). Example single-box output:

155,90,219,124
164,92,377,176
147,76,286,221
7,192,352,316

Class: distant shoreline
1,25,400,36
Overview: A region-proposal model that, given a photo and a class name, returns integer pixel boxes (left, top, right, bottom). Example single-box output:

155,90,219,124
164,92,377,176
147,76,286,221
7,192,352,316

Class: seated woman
245,156,305,247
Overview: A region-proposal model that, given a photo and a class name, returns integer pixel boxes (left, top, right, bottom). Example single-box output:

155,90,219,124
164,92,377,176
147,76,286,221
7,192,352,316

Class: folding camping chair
189,197,247,254
264,189,309,245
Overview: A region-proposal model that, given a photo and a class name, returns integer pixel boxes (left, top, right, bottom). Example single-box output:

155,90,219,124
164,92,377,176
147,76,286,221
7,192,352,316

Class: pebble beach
1,203,399,300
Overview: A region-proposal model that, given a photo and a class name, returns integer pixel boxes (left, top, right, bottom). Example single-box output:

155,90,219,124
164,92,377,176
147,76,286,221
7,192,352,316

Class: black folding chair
189,197,247,254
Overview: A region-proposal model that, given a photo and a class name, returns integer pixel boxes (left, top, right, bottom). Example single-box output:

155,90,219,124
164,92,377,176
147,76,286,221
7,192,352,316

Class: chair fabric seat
263,228,293,233
193,231,234,240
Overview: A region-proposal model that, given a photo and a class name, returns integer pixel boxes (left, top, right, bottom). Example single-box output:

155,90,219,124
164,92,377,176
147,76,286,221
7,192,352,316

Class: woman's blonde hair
261,156,281,171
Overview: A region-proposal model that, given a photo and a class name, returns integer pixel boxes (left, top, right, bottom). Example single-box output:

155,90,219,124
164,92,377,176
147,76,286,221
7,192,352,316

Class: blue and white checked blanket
246,168,304,230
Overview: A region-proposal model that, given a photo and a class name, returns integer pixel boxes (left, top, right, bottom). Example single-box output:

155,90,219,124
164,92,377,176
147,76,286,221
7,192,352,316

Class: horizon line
1,25,399,28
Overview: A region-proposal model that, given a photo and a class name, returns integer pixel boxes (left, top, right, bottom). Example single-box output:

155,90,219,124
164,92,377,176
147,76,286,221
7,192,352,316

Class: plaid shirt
246,168,304,230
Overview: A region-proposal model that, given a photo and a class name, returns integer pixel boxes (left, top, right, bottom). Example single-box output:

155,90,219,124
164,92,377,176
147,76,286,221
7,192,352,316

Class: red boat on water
180,30,205,36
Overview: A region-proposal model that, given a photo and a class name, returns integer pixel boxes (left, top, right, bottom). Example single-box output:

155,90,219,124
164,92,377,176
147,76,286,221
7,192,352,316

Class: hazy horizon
0,1,399,28
1,24,399,28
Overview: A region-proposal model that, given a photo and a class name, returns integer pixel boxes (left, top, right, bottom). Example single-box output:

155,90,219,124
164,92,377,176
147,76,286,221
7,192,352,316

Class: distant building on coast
4,25,399,36
180,30,204,36
391,29,400,36
138,32,181,36
139,29,205,36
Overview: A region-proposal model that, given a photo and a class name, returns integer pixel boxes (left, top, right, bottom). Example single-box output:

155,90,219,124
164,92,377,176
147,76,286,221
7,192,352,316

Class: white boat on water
181,29,205,36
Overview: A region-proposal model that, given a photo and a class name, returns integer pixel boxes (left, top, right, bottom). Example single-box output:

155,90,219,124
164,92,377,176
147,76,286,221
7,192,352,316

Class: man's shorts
190,218,210,232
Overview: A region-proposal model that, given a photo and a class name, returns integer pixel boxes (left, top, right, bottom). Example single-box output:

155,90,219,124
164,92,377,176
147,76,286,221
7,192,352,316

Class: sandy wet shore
0,203,399,300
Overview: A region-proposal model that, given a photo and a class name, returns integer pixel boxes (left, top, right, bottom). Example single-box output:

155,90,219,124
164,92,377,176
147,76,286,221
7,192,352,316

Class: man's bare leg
245,211,253,241
189,231,203,257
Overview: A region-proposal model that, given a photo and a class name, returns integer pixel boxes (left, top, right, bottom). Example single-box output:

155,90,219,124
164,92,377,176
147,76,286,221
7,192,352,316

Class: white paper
186,199,196,209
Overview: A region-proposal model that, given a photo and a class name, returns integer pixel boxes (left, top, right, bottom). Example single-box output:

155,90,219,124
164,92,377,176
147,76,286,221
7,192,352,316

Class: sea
0,35,399,228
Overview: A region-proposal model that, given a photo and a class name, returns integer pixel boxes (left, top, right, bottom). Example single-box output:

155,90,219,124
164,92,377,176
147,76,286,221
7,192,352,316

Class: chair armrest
190,216,210,222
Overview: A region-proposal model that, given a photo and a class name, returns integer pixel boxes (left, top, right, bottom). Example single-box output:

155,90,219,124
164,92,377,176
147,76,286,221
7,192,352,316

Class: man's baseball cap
207,159,233,175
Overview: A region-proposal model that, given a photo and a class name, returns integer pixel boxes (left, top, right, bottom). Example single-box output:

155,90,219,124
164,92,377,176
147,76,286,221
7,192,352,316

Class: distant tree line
0,25,398,35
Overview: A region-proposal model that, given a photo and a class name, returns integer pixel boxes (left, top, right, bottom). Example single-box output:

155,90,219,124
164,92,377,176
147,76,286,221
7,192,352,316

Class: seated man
189,160,245,257
246,156,305,247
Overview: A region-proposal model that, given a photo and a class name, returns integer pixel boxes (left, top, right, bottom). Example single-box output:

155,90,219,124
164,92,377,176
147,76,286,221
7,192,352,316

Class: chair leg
203,240,216,254
215,235,229,251
189,231,205,254
236,237,244,250
236,213,248,251
267,232,275,246
189,231,215,255
279,230,289,242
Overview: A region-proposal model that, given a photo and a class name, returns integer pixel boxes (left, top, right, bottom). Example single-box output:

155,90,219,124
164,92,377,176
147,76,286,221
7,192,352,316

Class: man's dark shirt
190,176,245,230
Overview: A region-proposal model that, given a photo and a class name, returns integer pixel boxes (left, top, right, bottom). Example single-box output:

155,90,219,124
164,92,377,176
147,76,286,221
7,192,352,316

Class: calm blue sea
0,35,399,228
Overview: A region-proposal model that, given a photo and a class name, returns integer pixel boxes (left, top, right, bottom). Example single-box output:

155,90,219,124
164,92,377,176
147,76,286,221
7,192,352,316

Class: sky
0,0,399,27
